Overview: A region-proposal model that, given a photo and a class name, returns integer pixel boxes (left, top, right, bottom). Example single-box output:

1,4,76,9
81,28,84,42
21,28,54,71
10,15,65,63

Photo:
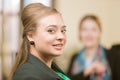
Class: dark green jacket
13,54,66,80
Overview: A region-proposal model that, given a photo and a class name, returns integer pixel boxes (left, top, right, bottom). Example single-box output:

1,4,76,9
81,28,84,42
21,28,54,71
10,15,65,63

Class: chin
52,51,63,57
85,44,94,48
85,44,98,48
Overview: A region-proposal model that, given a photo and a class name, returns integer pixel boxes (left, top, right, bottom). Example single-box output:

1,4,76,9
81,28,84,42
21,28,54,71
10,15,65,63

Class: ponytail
8,36,30,80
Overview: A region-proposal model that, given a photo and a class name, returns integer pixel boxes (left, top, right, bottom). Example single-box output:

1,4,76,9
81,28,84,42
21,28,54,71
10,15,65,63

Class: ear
26,32,34,41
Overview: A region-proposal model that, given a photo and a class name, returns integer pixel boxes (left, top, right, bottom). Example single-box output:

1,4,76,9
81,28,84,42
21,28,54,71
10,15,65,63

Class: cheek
64,35,67,43
80,31,88,40
36,34,56,45
92,32,101,40
34,34,56,53
44,36,56,44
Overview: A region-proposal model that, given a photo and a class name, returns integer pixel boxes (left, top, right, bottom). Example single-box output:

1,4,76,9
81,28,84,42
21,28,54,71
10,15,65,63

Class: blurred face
29,13,66,57
79,19,101,48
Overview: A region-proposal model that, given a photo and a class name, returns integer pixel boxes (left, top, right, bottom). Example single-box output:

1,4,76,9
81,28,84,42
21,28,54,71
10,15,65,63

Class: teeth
53,44,64,50
57,45,62,46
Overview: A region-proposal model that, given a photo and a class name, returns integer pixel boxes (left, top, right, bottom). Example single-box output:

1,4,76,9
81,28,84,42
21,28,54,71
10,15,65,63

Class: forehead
36,13,64,27
82,19,99,28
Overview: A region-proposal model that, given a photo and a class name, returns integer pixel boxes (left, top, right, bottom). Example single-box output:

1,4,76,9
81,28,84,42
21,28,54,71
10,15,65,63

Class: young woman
9,3,70,80
67,15,112,80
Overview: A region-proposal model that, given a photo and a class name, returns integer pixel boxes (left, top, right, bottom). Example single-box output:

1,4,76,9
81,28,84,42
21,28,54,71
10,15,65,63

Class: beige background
54,0,120,72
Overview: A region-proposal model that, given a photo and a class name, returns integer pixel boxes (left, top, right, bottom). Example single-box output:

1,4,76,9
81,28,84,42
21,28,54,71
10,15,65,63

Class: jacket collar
27,53,63,80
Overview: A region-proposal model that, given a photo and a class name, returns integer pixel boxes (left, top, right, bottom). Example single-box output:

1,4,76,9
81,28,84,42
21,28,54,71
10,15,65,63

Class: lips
52,44,64,50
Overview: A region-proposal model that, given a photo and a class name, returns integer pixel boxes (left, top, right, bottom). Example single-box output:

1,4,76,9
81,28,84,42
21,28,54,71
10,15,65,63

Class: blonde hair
8,3,59,80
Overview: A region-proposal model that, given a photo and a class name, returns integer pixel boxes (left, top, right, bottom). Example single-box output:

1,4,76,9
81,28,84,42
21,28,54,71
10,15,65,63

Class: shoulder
71,52,79,61
13,62,41,80
16,62,38,73
13,75,41,80
109,44,120,55
108,44,120,62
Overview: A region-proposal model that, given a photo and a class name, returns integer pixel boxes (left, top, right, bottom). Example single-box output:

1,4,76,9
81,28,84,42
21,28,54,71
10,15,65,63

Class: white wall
54,0,120,72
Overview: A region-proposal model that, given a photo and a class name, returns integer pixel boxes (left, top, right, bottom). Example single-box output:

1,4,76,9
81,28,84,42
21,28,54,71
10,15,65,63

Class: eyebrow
47,25,67,28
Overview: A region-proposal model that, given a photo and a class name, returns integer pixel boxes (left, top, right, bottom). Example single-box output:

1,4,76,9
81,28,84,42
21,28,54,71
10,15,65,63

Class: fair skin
27,13,66,68
79,19,106,76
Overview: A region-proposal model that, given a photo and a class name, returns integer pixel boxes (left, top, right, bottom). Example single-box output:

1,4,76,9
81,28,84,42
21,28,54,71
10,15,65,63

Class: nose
56,31,66,41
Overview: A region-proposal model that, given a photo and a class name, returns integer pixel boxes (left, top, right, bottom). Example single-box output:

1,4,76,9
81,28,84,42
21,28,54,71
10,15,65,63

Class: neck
85,45,99,57
30,47,53,68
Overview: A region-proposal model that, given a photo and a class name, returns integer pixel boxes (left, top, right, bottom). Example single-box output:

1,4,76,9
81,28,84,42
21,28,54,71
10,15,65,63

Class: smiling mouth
52,44,64,50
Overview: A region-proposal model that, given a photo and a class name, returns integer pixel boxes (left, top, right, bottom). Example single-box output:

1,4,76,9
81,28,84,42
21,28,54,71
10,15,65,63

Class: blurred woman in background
8,3,70,80
67,15,112,80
